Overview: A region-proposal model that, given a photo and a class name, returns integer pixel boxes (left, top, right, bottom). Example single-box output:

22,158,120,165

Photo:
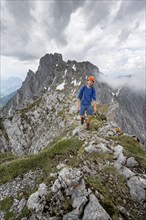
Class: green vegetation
102,165,118,174
85,152,113,164
19,97,42,115
89,111,107,131
19,98,42,124
96,104,110,114
85,166,128,219
17,206,30,219
0,138,83,184
85,176,118,218
62,197,72,212
19,187,38,200
0,116,9,141
0,197,15,220
3,211,14,220
111,135,146,169
86,176,108,195
0,116,4,130
0,197,13,211
90,120,106,132
0,152,16,165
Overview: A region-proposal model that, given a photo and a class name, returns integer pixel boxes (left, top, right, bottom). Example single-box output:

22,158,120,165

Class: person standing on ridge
77,76,97,130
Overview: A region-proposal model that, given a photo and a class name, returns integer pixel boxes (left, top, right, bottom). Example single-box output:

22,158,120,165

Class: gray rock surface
113,144,146,208
126,157,138,168
0,169,42,201
83,194,111,220
107,87,146,145
51,167,111,220
127,176,146,207
27,183,50,220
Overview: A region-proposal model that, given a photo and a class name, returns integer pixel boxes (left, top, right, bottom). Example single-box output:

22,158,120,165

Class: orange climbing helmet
87,76,95,82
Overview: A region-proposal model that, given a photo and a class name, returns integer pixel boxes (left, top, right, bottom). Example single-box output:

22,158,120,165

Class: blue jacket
77,85,96,106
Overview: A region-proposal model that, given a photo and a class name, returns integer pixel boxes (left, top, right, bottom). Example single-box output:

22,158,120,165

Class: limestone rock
127,176,146,206
51,167,111,220
126,157,138,168
82,194,111,220
27,183,48,212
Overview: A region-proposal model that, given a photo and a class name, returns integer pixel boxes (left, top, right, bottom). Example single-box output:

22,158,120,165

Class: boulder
27,183,48,213
126,157,138,168
127,176,146,206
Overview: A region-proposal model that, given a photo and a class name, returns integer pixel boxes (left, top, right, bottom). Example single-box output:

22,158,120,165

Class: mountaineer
77,76,97,130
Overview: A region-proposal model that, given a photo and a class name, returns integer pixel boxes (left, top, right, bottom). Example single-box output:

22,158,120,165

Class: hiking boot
86,123,90,130
81,117,84,125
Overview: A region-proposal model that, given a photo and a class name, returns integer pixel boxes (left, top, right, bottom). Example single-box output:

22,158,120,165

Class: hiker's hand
93,107,97,113
77,107,80,113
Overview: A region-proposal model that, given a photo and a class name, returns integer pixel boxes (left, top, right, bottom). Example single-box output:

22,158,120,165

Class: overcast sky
1,0,145,89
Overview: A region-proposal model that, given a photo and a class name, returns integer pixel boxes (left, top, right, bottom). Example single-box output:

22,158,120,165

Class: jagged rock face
2,91,78,156
107,87,146,144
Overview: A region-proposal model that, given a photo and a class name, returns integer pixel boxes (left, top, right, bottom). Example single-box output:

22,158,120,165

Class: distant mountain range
1,76,22,97
0,91,16,107
0,77,22,107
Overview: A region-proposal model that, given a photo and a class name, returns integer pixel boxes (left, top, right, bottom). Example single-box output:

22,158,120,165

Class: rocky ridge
0,53,146,219
0,100,146,219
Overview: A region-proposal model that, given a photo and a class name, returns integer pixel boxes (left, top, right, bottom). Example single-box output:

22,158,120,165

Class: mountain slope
1,77,22,97
0,52,146,219
107,87,146,145
0,112,146,219
0,91,16,107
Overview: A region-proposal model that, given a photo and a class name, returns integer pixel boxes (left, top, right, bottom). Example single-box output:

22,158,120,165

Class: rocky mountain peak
0,53,106,116
40,53,63,65
26,69,35,78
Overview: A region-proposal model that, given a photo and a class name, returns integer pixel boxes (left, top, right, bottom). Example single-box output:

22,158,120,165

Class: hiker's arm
92,88,97,113
76,99,80,110
77,86,84,100
76,86,84,110
93,101,97,113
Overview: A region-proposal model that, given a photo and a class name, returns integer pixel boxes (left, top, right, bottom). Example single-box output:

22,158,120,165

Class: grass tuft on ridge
111,135,146,169
0,138,83,185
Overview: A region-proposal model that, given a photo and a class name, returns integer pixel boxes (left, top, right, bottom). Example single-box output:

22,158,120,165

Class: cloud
1,0,145,91
50,0,86,45
1,0,38,59
80,0,115,30
1,0,86,60
103,72,146,93
1,56,39,80
115,0,145,21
